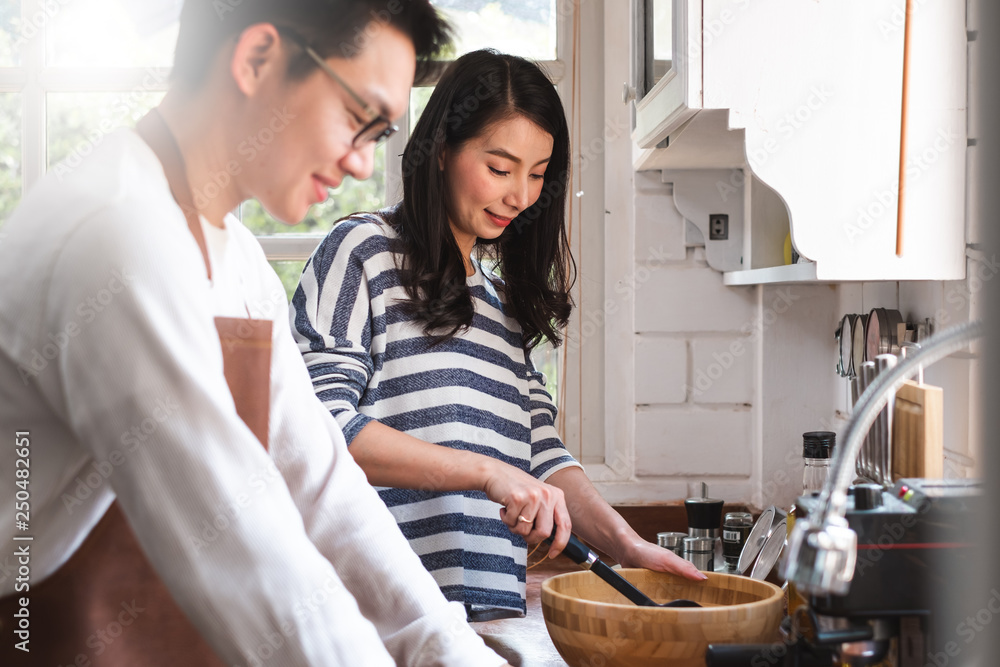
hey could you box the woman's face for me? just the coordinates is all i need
[241,25,416,224]
[440,115,554,251]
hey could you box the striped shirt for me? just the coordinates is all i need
[291,214,581,617]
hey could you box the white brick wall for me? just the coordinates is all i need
[634,336,687,404]
[690,337,754,404]
[635,264,757,333]
[629,249,759,489]
[622,231,981,508]
[634,407,753,477]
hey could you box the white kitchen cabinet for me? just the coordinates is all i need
[631,0,968,284]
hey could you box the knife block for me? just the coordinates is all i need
[892,380,944,478]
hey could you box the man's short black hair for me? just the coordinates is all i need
[172,0,451,88]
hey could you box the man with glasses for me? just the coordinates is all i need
[280,27,400,148]
[0,1,508,665]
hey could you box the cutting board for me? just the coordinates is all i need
[892,380,944,478]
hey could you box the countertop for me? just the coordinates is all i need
[471,504,751,666]
[474,556,576,667]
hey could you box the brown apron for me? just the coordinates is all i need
[0,109,272,666]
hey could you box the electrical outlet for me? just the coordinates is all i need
[709,214,729,240]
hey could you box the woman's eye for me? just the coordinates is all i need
[530,173,545,181]
[489,166,509,176]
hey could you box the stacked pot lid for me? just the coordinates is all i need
[737,506,788,581]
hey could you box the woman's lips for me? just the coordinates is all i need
[486,209,512,228]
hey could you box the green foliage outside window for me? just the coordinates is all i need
[0,94,20,227]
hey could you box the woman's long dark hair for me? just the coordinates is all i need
[387,49,575,351]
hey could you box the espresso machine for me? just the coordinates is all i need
[706,323,987,666]
[706,478,981,666]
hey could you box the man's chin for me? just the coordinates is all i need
[260,200,305,227]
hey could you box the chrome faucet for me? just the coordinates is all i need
[781,320,984,595]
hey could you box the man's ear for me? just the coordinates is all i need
[230,23,285,97]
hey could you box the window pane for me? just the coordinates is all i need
[47,91,165,169]
[409,87,435,129]
[653,0,672,62]
[531,340,560,404]
[0,93,21,226]
[433,0,557,61]
[269,260,308,302]
[241,142,386,235]
[0,1,20,66]
[46,0,179,68]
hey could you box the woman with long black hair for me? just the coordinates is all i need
[292,49,704,620]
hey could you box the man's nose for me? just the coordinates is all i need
[341,141,376,182]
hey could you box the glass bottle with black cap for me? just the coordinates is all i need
[803,431,836,494]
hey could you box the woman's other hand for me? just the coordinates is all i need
[482,461,572,559]
[617,539,708,581]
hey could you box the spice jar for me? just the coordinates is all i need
[656,531,687,556]
[722,512,753,572]
[683,536,715,572]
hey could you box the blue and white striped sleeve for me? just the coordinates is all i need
[525,351,583,481]
[290,219,382,443]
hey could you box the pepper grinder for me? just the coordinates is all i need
[684,483,724,569]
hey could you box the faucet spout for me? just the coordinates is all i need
[782,320,984,595]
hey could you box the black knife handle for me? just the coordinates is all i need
[545,531,658,607]
[556,532,595,566]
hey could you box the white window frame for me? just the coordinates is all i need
[2,2,178,197]
[3,0,607,465]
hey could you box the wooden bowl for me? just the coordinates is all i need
[541,570,783,667]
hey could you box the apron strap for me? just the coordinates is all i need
[136,109,213,282]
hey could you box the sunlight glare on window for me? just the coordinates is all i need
[47,92,165,169]
[46,0,179,68]
[409,87,435,130]
[432,0,557,61]
[0,1,21,66]
[0,94,22,226]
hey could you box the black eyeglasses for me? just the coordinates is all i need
[280,29,398,148]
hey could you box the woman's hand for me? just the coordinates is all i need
[616,538,707,581]
[481,460,572,559]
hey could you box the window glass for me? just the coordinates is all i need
[46,0,179,68]
[47,91,165,169]
[241,142,386,235]
[433,0,558,61]
[269,260,308,302]
[0,1,20,66]
[409,87,435,130]
[0,93,21,226]
[653,0,672,62]
[531,341,560,404]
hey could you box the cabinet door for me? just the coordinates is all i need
[633,0,703,148]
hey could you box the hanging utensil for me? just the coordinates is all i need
[837,314,860,378]
[875,353,898,485]
[853,311,869,367]
[859,361,878,481]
